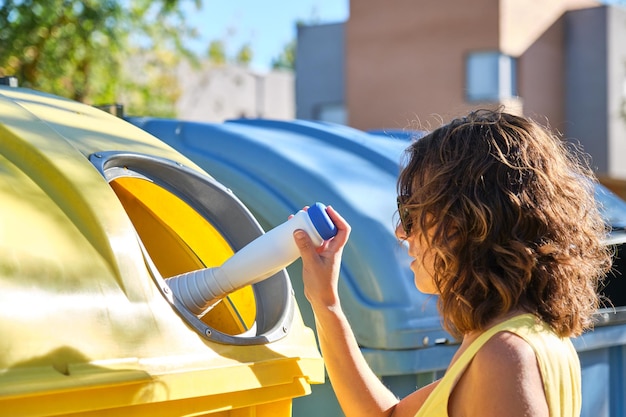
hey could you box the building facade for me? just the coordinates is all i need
[296,0,626,179]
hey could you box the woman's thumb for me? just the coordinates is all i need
[293,229,315,258]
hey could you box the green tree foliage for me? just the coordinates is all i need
[271,39,295,71]
[0,0,200,117]
[207,40,227,65]
[207,39,254,68]
[235,43,253,67]
[271,20,306,71]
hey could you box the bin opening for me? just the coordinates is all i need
[110,176,256,333]
[90,151,294,345]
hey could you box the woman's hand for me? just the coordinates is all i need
[293,205,351,310]
[293,206,406,417]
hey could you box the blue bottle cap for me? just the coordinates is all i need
[307,202,338,240]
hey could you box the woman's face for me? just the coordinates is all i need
[396,224,438,294]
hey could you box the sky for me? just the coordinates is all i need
[182,0,349,72]
[181,0,624,72]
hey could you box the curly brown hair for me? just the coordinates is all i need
[397,109,613,338]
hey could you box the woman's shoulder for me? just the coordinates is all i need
[474,330,539,375]
[448,322,550,416]
[466,314,550,396]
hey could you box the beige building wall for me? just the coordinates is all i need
[346,0,599,131]
[175,60,295,123]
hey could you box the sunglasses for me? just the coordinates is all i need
[397,196,413,235]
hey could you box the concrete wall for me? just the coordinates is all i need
[565,7,609,174]
[607,5,626,179]
[500,0,599,55]
[518,15,567,132]
[295,23,345,122]
[176,61,295,123]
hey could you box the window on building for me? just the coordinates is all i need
[466,52,517,102]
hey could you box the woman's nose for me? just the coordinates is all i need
[395,223,407,240]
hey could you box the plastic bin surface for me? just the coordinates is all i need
[0,87,324,417]
[129,117,448,351]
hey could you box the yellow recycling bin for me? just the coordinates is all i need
[0,86,324,416]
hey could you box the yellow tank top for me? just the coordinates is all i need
[415,314,581,417]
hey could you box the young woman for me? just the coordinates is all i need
[293,109,612,417]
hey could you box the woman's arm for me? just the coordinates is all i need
[293,206,434,417]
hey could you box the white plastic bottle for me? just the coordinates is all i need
[166,202,337,316]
